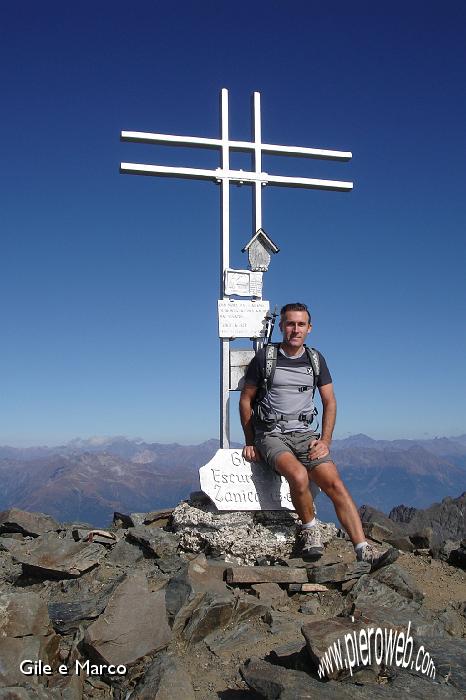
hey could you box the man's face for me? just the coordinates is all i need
[279,310,311,349]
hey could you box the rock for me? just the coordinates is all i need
[288,583,329,592]
[298,598,320,614]
[436,602,466,637]
[155,554,185,575]
[84,573,171,666]
[0,591,51,637]
[409,527,433,549]
[142,509,174,527]
[182,591,235,644]
[8,532,104,579]
[389,504,417,523]
[226,565,308,584]
[251,582,288,606]
[205,622,266,658]
[346,575,446,637]
[362,522,394,543]
[419,635,466,694]
[404,494,466,548]
[164,552,229,629]
[0,636,59,687]
[241,657,354,699]
[372,563,424,603]
[307,561,370,584]
[170,501,336,565]
[0,508,60,537]
[448,542,466,569]
[104,539,144,567]
[359,505,402,534]
[301,616,380,679]
[48,576,125,633]
[385,536,414,552]
[126,526,180,558]
[129,652,195,700]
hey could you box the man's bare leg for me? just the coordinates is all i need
[310,460,365,545]
[274,452,315,523]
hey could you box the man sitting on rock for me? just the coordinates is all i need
[239,302,398,570]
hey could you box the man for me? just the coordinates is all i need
[240,302,398,570]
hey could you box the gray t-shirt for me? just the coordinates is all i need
[244,345,332,434]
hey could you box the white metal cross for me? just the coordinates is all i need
[120,88,353,448]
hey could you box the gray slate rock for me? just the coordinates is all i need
[346,575,446,637]
[126,526,180,558]
[448,542,466,569]
[48,576,125,633]
[7,532,104,579]
[307,561,370,583]
[0,508,60,537]
[0,636,57,687]
[129,652,195,700]
[205,622,266,658]
[372,563,424,603]
[0,591,51,637]
[84,573,171,666]
[241,658,464,699]
[105,539,144,567]
[301,616,380,680]
[182,591,235,644]
[418,635,466,693]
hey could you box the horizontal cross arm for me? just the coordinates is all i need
[121,131,222,150]
[120,162,353,191]
[121,131,351,161]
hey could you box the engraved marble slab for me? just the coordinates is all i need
[199,449,292,510]
[218,300,269,338]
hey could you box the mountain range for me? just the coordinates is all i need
[0,434,465,526]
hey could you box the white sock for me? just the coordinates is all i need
[354,541,368,552]
[301,518,317,529]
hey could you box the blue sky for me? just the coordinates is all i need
[1,1,465,446]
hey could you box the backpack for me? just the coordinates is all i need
[253,343,320,429]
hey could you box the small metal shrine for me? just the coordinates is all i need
[242,228,280,272]
[120,89,353,447]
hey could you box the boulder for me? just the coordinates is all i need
[0,509,60,537]
[409,527,433,549]
[104,538,144,567]
[182,591,235,644]
[301,616,381,680]
[84,573,171,666]
[0,591,51,637]
[372,564,424,603]
[448,541,466,569]
[126,526,180,558]
[362,522,394,543]
[129,652,195,700]
[7,532,104,579]
[48,575,125,633]
[346,575,446,637]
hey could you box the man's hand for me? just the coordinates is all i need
[308,438,330,461]
[242,445,261,463]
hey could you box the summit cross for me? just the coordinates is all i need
[120,88,353,447]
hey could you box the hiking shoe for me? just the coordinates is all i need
[356,544,399,571]
[299,526,324,560]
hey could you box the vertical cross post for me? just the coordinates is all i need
[120,88,353,450]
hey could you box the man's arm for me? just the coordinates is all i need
[239,383,260,462]
[309,382,337,460]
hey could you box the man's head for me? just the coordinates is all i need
[279,303,312,354]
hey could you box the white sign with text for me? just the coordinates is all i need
[199,448,293,511]
[218,300,269,338]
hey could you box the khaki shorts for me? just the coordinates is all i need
[255,430,334,472]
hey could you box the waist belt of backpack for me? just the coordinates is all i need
[276,412,314,422]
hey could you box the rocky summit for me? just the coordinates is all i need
[0,495,464,699]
